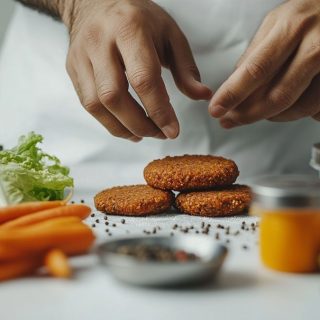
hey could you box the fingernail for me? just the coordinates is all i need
[161,123,179,139]
[220,118,236,129]
[210,104,227,118]
[128,136,142,143]
[154,132,167,140]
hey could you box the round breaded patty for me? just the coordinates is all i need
[94,184,174,216]
[144,155,239,191]
[175,185,251,217]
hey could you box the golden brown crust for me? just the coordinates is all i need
[94,184,174,216]
[144,155,239,191]
[175,185,252,217]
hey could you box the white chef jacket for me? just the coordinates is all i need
[0,0,318,180]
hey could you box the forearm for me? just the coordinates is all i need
[14,0,75,28]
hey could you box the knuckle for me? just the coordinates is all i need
[84,24,102,47]
[129,69,159,94]
[245,59,270,81]
[117,8,145,41]
[281,14,313,38]
[221,87,240,107]
[83,99,101,115]
[147,105,168,124]
[98,88,121,107]
[124,5,145,21]
[268,88,294,109]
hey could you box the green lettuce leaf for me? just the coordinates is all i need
[0,132,73,206]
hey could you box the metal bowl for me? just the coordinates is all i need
[97,235,228,287]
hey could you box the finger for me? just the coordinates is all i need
[209,23,301,118]
[236,10,277,67]
[67,54,141,142]
[168,27,212,100]
[269,74,320,122]
[89,45,166,139]
[220,33,320,127]
[117,31,179,139]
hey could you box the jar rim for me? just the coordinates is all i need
[250,174,320,209]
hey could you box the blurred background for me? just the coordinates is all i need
[0,0,14,49]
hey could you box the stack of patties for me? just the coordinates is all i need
[94,155,251,217]
[144,155,251,217]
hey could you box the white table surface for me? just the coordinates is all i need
[0,163,319,320]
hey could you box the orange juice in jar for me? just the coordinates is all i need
[251,175,320,273]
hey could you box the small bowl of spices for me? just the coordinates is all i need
[97,235,227,287]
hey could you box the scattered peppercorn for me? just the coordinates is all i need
[95,219,100,223]
[91,224,96,228]
[80,199,85,203]
[90,213,95,217]
[105,221,109,226]
[242,245,248,250]
[112,223,116,227]
[104,216,108,220]
[121,219,125,224]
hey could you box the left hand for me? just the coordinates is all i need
[209,0,320,129]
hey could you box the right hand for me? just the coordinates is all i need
[64,0,212,142]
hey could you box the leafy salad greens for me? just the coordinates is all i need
[0,132,74,206]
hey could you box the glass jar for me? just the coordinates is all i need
[250,175,320,273]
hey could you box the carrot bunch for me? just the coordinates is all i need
[0,200,95,281]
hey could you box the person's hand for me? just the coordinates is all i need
[209,0,320,129]
[64,0,212,141]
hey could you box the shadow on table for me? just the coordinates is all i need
[136,270,259,292]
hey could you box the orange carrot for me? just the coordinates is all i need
[45,249,72,278]
[0,257,41,281]
[0,204,91,229]
[0,200,66,224]
[0,221,95,260]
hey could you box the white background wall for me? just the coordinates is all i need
[0,0,15,48]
